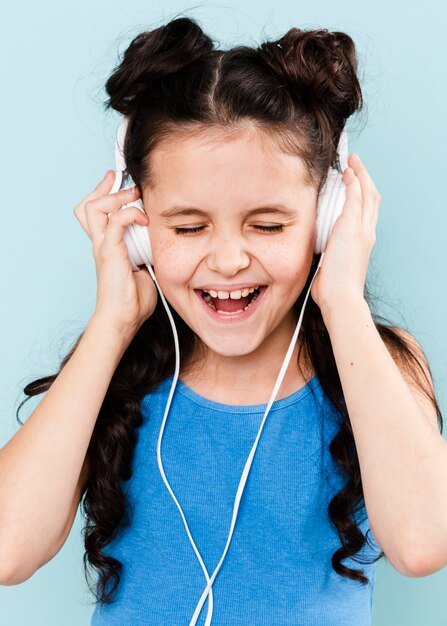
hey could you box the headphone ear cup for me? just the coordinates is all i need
[108,169,154,270]
[122,199,154,270]
[315,168,346,254]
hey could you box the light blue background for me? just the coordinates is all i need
[1,1,446,624]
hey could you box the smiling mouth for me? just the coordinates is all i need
[198,286,263,313]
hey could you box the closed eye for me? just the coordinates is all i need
[174,224,285,235]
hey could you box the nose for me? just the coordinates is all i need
[206,231,251,276]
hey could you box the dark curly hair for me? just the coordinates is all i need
[17,15,444,605]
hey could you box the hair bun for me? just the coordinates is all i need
[105,17,214,115]
[257,28,362,123]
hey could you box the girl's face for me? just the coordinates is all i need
[142,126,318,359]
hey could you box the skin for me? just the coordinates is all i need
[141,125,319,403]
[74,123,378,406]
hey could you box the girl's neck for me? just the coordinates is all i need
[180,317,315,406]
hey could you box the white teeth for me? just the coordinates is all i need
[203,285,260,299]
[217,309,244,314]
[202,289,264,314]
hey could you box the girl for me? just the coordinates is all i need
[2,15,446,626]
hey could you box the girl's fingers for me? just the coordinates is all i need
[348,154,381,228]
[83,186,141,242]
[342,165,363,222]
[100,206,149,252]
[73,171,141,239]
[73,171,115,232]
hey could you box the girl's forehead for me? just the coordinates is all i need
[147,126,311,194]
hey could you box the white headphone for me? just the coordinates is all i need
[108,117,348,625]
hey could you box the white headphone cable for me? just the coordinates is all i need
[188,254,324,625]
[143,253,324,626]
[143,262,215,623]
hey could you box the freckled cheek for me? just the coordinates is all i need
[151,237,200,288]
[264,247,311,305]
[261,242,307,277]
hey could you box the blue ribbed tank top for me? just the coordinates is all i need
[90,374,380,625]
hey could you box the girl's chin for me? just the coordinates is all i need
[194,333,264,358]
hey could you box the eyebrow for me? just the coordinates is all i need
[159,205,297,219]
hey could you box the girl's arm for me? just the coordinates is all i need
[321,295,447,578]
[0,172,156,586]
[0,172,157,586]
[0,315,133,585]
[312,153,447,578]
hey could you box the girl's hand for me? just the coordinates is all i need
[311,153,381,315]
[73,170,158,337]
